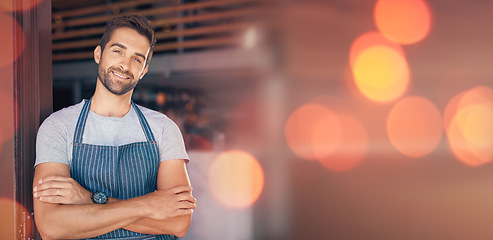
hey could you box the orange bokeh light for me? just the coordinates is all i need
[208,150,264,208]
[443,91,466,131]
[446,86,493,166]
[374,0,432,45]
[155,92,166,106]
[0,13,25,68]
[352,45,409,103]
[284,103,342,161]
[460,104,493,160]
[316,114,368,172]
[0,198,32,239]
[304,96,369,172]
[349,31,405,69]
[387,96,443,158]
[0,0,43,12]
[456,86,493,111]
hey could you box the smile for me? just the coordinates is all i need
[112,71,130,79]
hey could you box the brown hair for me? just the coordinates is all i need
[100,15,156,65]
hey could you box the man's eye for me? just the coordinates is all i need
[114,50,121,54]
[134,58,142,63]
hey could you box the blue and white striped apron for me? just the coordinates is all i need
[71,99,176,240]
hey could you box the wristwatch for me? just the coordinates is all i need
[91,191,109,204]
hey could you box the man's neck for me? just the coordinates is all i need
[90,82,133,118]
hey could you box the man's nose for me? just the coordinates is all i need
[118,57,131,70]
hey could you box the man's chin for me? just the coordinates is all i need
[109,85,136,96]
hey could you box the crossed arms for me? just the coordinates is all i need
[33,159,196,240]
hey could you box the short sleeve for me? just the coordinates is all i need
[35,116,70,167]
[158,119,189,163]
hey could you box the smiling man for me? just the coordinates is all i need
[33,15,196,240]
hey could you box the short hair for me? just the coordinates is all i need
[100,15,156,65]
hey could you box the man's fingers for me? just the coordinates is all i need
[39,175,70,184]
[35,181,71,191]
[178,194,196,203]
[178,201,196,210]
[170,185,193,194]
[34,187,63,198]
[175,208,194,217]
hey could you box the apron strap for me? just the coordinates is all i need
[132,101,156,142]
[73,98,91,144]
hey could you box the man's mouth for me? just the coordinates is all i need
[112,71,130,79]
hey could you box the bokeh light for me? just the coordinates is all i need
[448,108,492,166]
[316,114,368,172]
[0,0,43,12]
[461,104,493,159]
[0,13,25,68]
[374,0,432,45]
[302,96,369,172]
[156,92,166,106]
[446,86,493,166]
[387,96,443,158]
[349,31,405,69]
[208,150,264,208]
[443,91,466,131]
[0,198,32,239]
[352,45,409,103]
[456,86,493,112]
[284,103,342,161]
[243,27,258,49]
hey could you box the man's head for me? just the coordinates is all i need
[94,15,156,96]
[100,15,156,65]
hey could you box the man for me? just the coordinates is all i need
[33,15,196,240]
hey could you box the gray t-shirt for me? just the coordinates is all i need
[35,100,189,167]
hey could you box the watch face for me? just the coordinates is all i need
[92,191,108,204]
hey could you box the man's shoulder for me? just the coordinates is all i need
[134,104,177,128]
[43,100,85,126]
[37,100,85,140]
[135,104,169,120]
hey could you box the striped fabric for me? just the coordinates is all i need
[71,99,176,240]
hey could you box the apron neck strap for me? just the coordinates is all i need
[73,98,91,144]
[132,101,156,142]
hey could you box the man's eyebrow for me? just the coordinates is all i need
[110,43,127,49]
[110,43,146,60]
[134,52,146,60]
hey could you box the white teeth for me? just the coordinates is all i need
[112,71,129,79]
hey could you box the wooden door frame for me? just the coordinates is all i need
[12,0,52,238]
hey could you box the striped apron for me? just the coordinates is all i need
[71,99,176,240]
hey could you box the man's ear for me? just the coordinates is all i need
[94,45,102,64]
[139,64,149,80]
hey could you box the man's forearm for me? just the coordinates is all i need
[107,197,192,237]
[35,197,147,239]
[123,215,191,237]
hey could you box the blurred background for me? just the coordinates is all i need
[1,0,493,239]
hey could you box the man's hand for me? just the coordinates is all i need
[33,175,92,205]
[141,185,196,221]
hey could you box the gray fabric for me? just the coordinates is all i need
[35,100,189,167]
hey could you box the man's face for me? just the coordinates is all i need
[95,27,151,96]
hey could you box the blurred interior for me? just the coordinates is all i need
[0,0,492,239]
